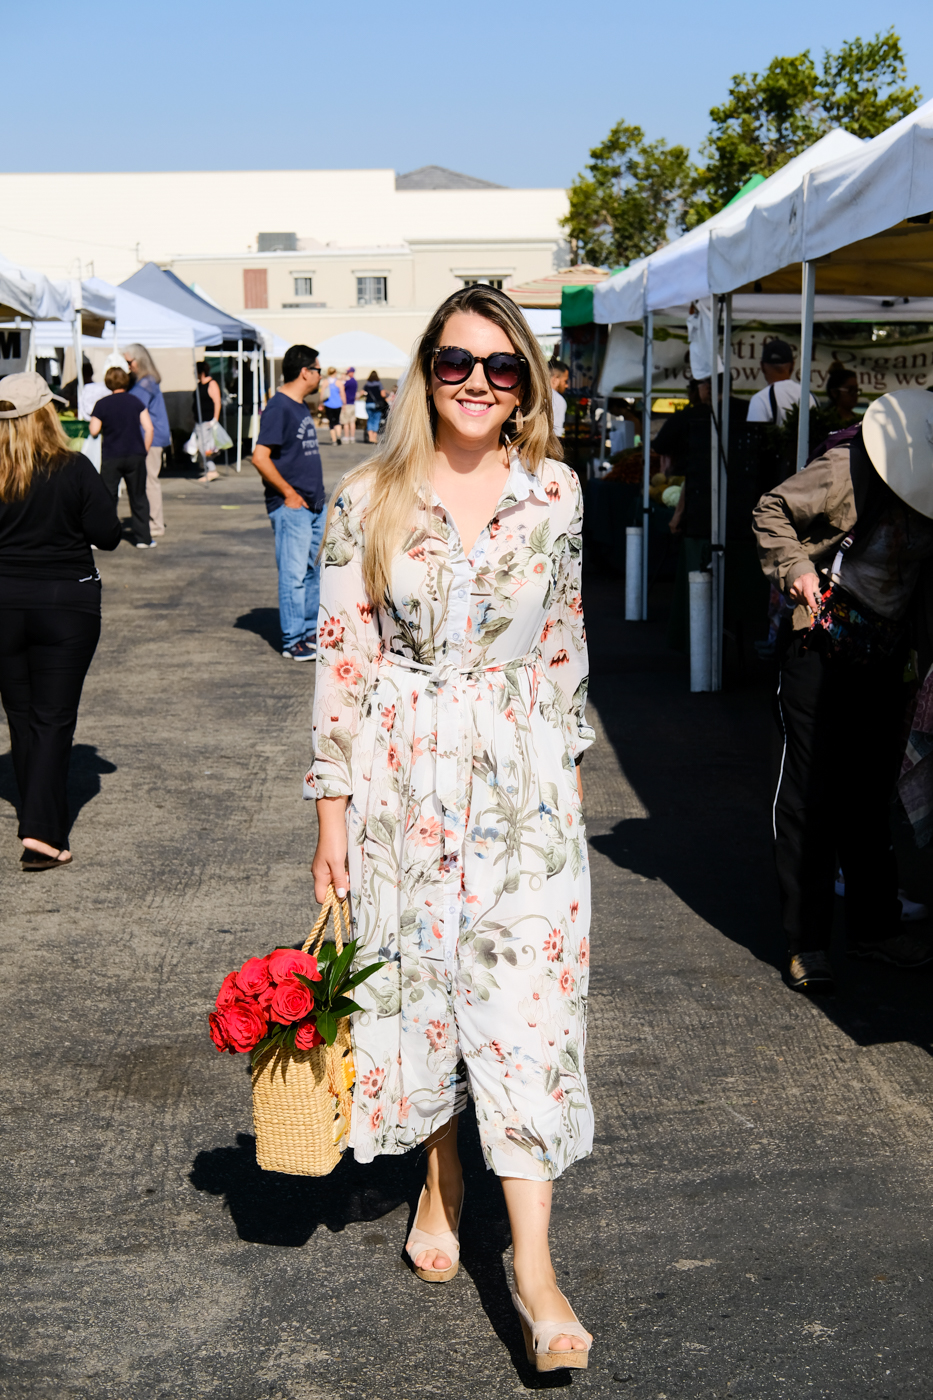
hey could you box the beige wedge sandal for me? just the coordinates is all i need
[512,1290,592,1372]
[405,1185,464,1282]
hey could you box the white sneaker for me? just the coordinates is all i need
[136,540,157,549]
[898,890,929,922]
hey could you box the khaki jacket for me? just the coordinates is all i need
[752,440,933,670]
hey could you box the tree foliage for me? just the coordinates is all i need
[563,28,922,264]
[563,122,697,268]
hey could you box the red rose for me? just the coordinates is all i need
[270,977,314,1025]
[209,1009,232,1052]
[258,982,276,1012]
[295,1021,324,1050]
[268,948,321,984]
[226,999,268,1052]
[215,971,238,1009]
[235,955,271,997]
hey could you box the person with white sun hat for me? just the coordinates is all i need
[753,389,933,993]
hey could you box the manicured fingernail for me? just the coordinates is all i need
[337,888,346,899]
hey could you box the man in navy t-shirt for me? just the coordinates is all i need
[252,345,325,660]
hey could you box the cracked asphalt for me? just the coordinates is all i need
[3,442,933,1399]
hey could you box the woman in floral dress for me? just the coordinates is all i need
[308,286,594,1368]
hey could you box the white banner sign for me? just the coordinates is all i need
[600,324,933,400]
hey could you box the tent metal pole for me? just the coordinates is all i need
[709,296,722,692]
[192,347,205,471]
[233,340,240,473]
[251,350,260,451]
[716,294,733,691]
[641,310,653,621]
[73,310,84,417]
[796,260,816,472]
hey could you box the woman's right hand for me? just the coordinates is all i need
[312,796,350,903]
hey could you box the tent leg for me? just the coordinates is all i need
[251,351,260,451]
[796,261,816,472]
[709,296,722,692]
[716,294,732,690]
[73,311,84,418]
[641,310,653,621]
[236,339,243,472]
[192,347,205,472]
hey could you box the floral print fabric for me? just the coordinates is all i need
[306,455,595,1180]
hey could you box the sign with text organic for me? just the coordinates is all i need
[601,325,933,400]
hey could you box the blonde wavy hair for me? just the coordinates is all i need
[0,402,73,503]
[334,285,561,604]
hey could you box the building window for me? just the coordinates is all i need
[243,268,268,309]
[293,276,313,297]
[462,277,504,290]
[357,276,387,306]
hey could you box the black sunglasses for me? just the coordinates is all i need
[432,345,527,392]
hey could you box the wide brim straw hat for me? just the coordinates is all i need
[0,371,66,419]
[863,389,933,519]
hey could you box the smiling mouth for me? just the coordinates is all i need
[457,400,492,415]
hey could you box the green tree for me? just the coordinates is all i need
[562,121,697,267]
[693,28,921,218]
[821,30,921,138]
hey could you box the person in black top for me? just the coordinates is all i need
[89,366,154,548]
[0,372,121,870]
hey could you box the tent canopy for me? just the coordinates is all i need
[120,263,259,344]
[709,98,933,296]
[32,278,222,351]
[594,129,863,324]
[0,253,115,327]
[313,331,410,370]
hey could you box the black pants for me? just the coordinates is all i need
[773,629,905,953]
[101,454,151,545]
[0,608,101,849]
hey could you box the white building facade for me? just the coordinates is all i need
[0,167,568,365]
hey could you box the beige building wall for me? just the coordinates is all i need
[170,237,561,366]
[0,170,568,287]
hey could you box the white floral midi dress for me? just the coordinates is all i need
[306,454,595,1181]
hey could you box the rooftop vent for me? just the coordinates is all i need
[257,232,297,252]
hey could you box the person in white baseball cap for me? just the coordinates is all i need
[0,371,121,871]
[753,389,933,992]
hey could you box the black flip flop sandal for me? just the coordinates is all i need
[21,850,73,872]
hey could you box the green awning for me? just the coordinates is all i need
[561,284,594,326]
[723,172,766,209]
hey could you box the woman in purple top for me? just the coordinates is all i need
[339,367,358,444]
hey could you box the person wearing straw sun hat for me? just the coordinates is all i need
[0,372,121,871]
[753,389,933,993]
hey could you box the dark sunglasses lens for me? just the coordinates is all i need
[435,348,472,382]
[485,354,522,390]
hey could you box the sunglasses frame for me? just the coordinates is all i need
[432,344,528,392]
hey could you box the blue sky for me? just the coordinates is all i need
[6,1,931,188]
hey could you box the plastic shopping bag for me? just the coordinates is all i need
[212,423,234,452]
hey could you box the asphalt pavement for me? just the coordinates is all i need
[3,442,933,1399]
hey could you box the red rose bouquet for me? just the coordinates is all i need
[209,936,381,1059]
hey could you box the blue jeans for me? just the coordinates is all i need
[269,503,326,650]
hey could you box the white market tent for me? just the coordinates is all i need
[0,253,114,325]
[314,330,411,371]
[31,279,223,353]
[589,112,933,689]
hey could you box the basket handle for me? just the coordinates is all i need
[302,883,351,958]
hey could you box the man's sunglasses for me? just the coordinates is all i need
[432,345,527,392]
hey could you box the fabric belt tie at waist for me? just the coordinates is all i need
[380,649,541,857]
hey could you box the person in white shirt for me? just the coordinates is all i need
[746,338,816,427]
[549,358,569,436]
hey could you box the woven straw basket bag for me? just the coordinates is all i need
[251,889,355,1176]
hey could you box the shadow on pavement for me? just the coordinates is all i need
[0,743,117,833]
[234,607,281,652]
[583,575,933,1054]
[189,1103,566,1385]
